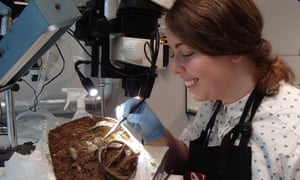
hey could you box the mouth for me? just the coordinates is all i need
[184,78,199,88]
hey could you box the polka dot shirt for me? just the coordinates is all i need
[179,82,300,180]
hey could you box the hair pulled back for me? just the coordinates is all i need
[165,0,294,96]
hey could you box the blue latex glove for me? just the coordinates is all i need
[116,98,164,141]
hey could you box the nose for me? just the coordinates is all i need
[171,57,185,74]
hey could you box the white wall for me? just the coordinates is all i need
[147,68,189,137]
[255,0,300,89]
[254,0,300,56]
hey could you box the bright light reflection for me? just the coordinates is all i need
[134,96,142,99]
[89,88,98,97]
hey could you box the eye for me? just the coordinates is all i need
[181,52,194,57]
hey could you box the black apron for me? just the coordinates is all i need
[185,86,264,180]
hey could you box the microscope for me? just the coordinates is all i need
[74,0,172,99]
[0,0,174,166]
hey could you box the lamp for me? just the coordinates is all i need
[74,60,98,97]
[80,76,99,97]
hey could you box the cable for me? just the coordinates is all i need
[67,29,92,57]
[74,60,91,80]
[21,78,38,111]
[31,43,65,111]
[144,29,160,68]
[101,30,161,79]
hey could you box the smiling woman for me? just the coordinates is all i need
[165,0,294,101]
[115,0,300,179]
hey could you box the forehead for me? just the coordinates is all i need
[166,30,187,49]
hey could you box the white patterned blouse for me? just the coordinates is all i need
[179,82,300,180]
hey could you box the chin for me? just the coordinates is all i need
[191,93,208,102]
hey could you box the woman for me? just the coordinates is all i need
[116,0,300,179]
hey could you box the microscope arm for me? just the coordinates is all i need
[0,0,81,88]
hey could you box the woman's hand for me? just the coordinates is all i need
[116,98,164,141]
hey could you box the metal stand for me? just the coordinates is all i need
[0,87,37,166]
[100,78,106,117]
[0,85,36,166]
[4,88,17,148]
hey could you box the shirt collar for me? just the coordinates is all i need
[222,92,251,125]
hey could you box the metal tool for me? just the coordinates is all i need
[103,98,146,139]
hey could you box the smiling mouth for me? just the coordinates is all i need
[184,78,199,88]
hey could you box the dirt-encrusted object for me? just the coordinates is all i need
[48,116,139,180]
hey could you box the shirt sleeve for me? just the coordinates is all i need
[250,83,300,179]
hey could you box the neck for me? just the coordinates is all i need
[221,60,257,104]
[222,80,256,104]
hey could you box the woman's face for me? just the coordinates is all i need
[167,30,237,102]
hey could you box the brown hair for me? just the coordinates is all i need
[165,0,294,96]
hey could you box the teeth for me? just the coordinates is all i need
[185,79,198,87]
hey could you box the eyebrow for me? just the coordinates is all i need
[175,42,185,49]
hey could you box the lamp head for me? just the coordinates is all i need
[80,77,98,97]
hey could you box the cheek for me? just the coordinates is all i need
[187,60,215,79]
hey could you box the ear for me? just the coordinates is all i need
[230,55,242,63]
